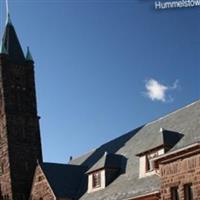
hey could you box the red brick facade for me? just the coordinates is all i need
[160,152,200,200]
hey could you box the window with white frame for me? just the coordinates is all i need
[138,147,164,178]
[92,171,101,188]
[145,151,159,172]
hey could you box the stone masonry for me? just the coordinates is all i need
[160,153,200,200]
[30,165,55,200]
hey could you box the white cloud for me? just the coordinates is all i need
[144,79,179,102]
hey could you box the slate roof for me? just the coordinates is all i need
[42,99,200,200]
[86,153,123,174]
[68,99,200,200]
[40,163,87,199]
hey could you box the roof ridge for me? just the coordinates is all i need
[42,162,67,166]
[70,149,96,162]
[146,99,200,127]
[43,162,84,166]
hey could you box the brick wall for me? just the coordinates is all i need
[160,153,200,200]
[30,165,55,200]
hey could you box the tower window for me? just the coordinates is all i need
[92,171,101,188]
[171,186,179,200]
[3,194,9,200]
[184,184,193,200]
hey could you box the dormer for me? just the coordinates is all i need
[86,152,122,193]
[136,128,183,178]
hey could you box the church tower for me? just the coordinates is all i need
[0,13,43,200]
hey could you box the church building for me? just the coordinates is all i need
[0,8,199,200]
[0,13,42,200]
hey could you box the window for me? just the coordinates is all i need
[145,151,158,172]
[146,154,151,171]
[184,184,193,200]
[3,194,9,200]
[171,187,179,200]
[92,171,101,188]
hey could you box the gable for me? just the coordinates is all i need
[40,163,87,199]
[30,165,56,200]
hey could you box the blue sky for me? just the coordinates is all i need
[1,0,199,163]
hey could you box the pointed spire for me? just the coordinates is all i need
[0,0,25,63]
[1,23,25,63]
[6,13,12,25]
[1,13,25,63]
[26,46,34,62]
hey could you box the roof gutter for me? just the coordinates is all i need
[136,144,164,156]
[125,191,160,200]
[151,141,200,162]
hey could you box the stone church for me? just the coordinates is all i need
[0,11,199,200]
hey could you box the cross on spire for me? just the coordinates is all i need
[6,0,9,18]
[5,0,12,25]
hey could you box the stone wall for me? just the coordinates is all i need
[0,54,43,200]
[30,165,55,200]
[160,153,200,200]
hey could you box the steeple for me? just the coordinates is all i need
[7,13,12,25]
[0,3,43,199]
[1,13,25,64]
